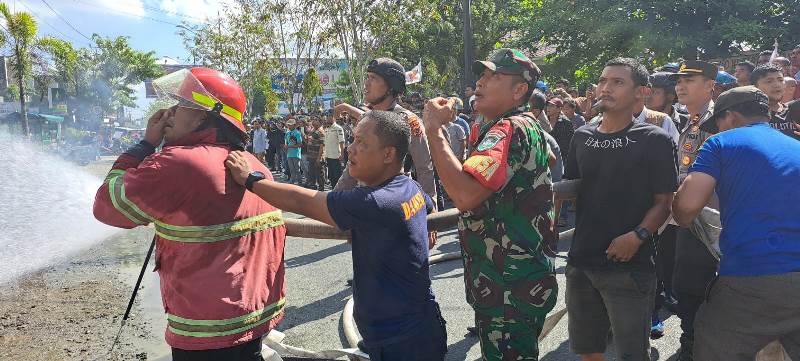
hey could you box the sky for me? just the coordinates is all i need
[8,0,233,118]
[12,0,226,62]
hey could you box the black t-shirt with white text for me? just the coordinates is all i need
[564,121,678,271]
[772,102,800,141]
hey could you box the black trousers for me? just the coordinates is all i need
[265,147,277,169]
[326,158,343,188]
[171,338,262,361]
[654,225,677,311]
[365,304,448,361]
[672,227,718,351]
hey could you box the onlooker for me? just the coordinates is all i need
[784,77,798,103]
[529,90,552,132]
[716,70,739,96]
[752,63,799,140]
[450,97,471,139]
[252,120,268,164]
[445,97,467,162]
[636,81,679,145]
[788,99,800,139]
[563,57,677,361]
[323,114,346,187]
[576,84,598,120]
[304,117,326,190]
[556,78,571,91]
[285,119,303,184]
[734,61,755,86]
[445,116,466,162]
[672,86,800,361]
[773,56,793,77]
[423,48,556,360]
[791,44,800,80]
[563,97,586,130]
[648,72,681,123]
[463,85,475,114]
[267,121,285,171]
[670,60,720,361]
[757,50,773,65]
[302,119,313,182]
[546,97,574,161]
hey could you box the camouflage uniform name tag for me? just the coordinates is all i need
[476,130,505,151]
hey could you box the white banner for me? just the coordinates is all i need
[405,61,422,84]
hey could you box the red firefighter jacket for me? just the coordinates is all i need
[93,128,286,350]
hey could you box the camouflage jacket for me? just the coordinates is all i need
[459,110,557,318]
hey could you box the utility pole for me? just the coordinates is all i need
[462,0,474,96]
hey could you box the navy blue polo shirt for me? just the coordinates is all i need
[327,175,437,347]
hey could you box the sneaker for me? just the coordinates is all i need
[650,314,664,339]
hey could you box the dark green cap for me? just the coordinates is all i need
[701,86,769,133]
[473,48,541,84]
[669,60,718,80]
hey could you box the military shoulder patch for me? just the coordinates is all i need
[476,130,506,152]
[406,114,423,137]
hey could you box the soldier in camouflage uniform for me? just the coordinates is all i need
[423,48,557,360]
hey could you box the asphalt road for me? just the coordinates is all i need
[274,209,685,361]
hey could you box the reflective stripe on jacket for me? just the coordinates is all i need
[94,128,286,350]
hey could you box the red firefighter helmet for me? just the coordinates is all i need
[152,67,247,133]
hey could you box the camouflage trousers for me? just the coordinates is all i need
[475,313,545,361]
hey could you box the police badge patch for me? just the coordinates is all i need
[476,131,505,152]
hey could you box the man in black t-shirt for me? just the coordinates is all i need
[753,63,800,141]
[563,58,678,360]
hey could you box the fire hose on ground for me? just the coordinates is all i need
[117,180,582,361]
[273,180,580,360]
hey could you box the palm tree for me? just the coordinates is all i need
[0,2,38,137]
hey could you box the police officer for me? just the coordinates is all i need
[423,48,557,360]
[669,60,721,361]
[333,58,436,204]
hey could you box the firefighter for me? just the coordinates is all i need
[93,68,286,361]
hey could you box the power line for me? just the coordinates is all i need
[71,0,185,27]
[39,0,93,42]
[16,1,92,46]
[140,1,208,23]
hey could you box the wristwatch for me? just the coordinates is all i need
[634,226,653,242]
[245,171,266,191]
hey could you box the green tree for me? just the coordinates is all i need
[301,68,323,110]
[91,35,162,115]
[5,83,19,101]
[512,0,800,89]
[179,0,285,116]
[0,2,38,136]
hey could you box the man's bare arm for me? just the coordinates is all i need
[672,172,716,227]
[226,151,336,226]
[641,193,674,233]
[334,103,365,120]
[250,181,336,227]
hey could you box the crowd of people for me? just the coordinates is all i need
[91,43,800,361]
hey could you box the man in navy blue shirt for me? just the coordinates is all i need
[673,86,800,360]
[226,110,447,361]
